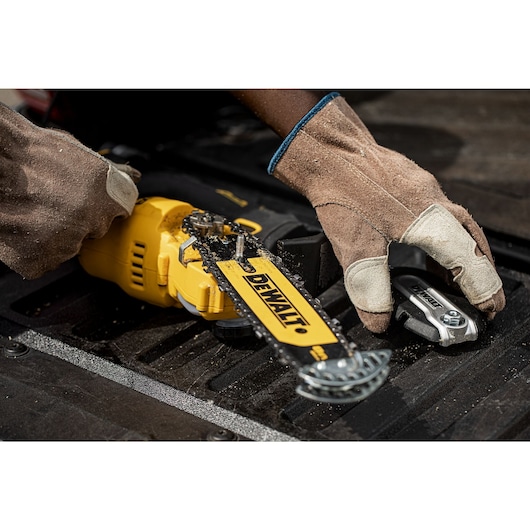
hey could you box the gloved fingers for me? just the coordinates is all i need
[344,255,394,333]
[442,203,506,317]
[444,202,495,262]
[45,130,140,218]
[49,128,142,203]
[47,127,140,216]
[401,203,505,319]
[0,105,140,279]
[315,203,394,333]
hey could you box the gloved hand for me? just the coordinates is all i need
[268,93,505,333]
[0,103,140,279]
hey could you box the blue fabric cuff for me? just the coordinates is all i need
[267,91,341,175]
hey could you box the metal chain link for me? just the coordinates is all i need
[182,211,391,404]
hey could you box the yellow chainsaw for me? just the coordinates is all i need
[79,196,391,403]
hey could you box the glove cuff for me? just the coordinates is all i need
[267,91,341,175]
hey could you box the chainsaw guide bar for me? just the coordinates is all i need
[182,210,392,404]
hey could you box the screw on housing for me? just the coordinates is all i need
[441,310,465,327]
[3,341,29,358]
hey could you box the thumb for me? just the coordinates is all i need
[315,203,394,333]
[344,254,393,333]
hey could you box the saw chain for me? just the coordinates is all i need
[181,210,391,404]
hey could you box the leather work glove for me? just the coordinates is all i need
[0,103,140,279]
[268,92,505,333]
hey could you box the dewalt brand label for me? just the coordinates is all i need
[409,283,444,309]
[217,257,338,348]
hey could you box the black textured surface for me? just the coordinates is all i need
[1,89,529,440]
[1,252,528,440]
[0,340,242,441]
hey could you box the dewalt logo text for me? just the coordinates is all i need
[244,273,308,331]
[410,284,444,309]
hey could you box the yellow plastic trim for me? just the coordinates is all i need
[217,257,338,348]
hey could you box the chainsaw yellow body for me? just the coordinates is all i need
[79,197,393,404]
[80,196,340,352]
[79,197,238,320]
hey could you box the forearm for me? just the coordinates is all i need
[230,89,327,138]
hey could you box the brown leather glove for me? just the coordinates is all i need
[268,93,505,333]
[0,103,140,279]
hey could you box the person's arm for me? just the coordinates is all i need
[232,90,505,333]
[230,90,326,138]
[0,102,139,279]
